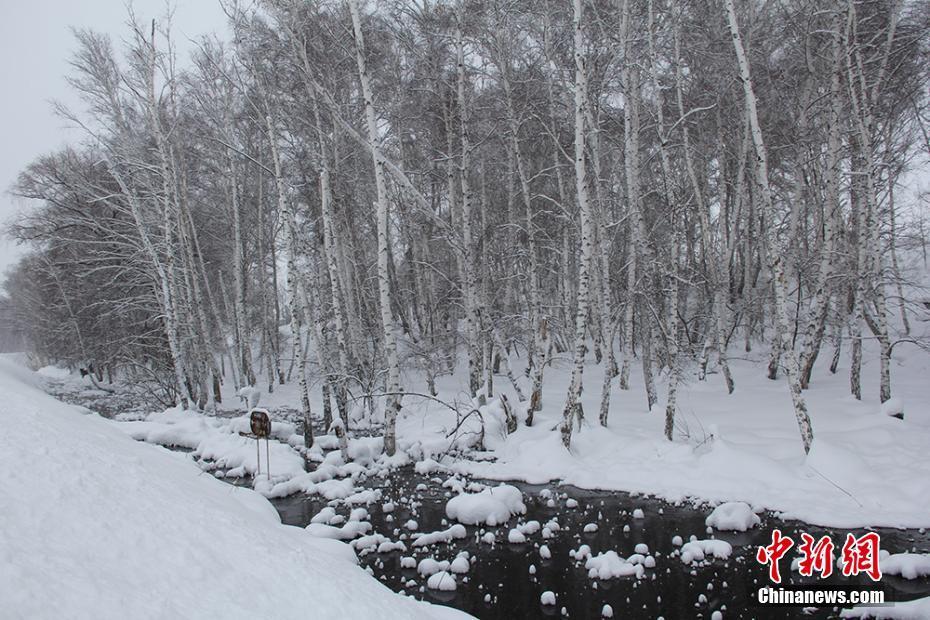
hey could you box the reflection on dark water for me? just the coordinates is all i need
[268,468,930,619]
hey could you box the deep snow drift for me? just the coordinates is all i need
[0,358,468,620]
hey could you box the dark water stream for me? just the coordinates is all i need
[267,468,930,620]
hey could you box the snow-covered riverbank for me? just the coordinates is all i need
[69,339,930,531]
[0,358,469,620]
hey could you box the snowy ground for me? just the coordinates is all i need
[442,348,930,530]
[10,348,930,618]
[0,357,469,620]
[393,339,930,529]
[103,336,930,530]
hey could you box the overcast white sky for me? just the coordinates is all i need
[0,0,229,277]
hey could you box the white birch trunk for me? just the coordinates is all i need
[456,17,481,396]
[349,0,403,456]
[266,114,313,445]
[560,0,596,448]
[725,0,814,453]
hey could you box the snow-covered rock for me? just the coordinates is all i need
[417,558,451,577]
[412,524,467,547]
[305,520,372,540]
[507,528,527,544]
[426,571,457,591]
[518,520,541,535]
[680,540,733,564]
[445,484,526,526]
[585,551,645,579]
[880,552,930,579]
[705,502,761,532]
[450,555,470,574]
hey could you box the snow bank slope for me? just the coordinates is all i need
[0,359,468,620]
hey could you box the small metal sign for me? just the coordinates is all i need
[250,409,271,438]
[239,408,272,479]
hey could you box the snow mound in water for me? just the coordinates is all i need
[705,501,761,531]
[584,551,646,579]
[305,520,372,540]
[680,539,733,564]
[417,558,450,577]
[427,571,457,591]
[445,484,526,526]
[412,524,467,547]
[507,528,526,543]
[880,551,930,579]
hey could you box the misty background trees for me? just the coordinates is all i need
[3,0,929,454]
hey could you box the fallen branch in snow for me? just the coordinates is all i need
[348,390,464,415]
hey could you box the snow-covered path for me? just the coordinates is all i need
[0,359,469,620]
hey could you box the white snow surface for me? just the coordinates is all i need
[584,550,647,579]
[0,359,468,620]
[840,596,930,619]
[69,335,930,530]
[433,346,930,529]
[444,484,526,526]
[880,552,930,579]
[705,501,761,532]
[427,571,457,591]
[119,406,306,480]
[680,539,734,564]
[412,524,467,547]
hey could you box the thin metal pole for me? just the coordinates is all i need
[256,439,261,476]
[265,438,271,480]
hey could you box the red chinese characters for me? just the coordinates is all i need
[756,530,883,583]
[797,533,834,578]
[840,532,882,581]
[756,529,794,583]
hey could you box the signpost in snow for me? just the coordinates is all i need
[238,408,272,480]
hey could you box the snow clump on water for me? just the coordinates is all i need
[705,501,761,532]
[445,484,526,526]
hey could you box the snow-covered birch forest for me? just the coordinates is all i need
[4,0,930,459]
[6,1,930,618]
